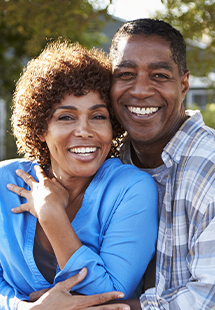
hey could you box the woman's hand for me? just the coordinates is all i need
[17,268,129,310]
[7,166,81,269]
[7,165,69,220]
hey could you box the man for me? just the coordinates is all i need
[108,18,215,309]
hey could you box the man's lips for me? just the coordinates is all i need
[69,146,97,156]
[127,106,159,116]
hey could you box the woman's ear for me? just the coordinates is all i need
[38,132,46,142]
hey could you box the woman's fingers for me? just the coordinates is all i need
[7,183,29,197]
[16,168,36,185]
[7,167,39,197]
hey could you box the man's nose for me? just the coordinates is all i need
[129,74,155,99]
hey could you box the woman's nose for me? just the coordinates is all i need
[74,119,93,138]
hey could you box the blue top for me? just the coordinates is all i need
[0,158,158,310]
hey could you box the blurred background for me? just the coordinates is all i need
[0,0,215,160]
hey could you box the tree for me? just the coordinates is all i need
[0,0,111,159]
[154,0,215,79]
[0,0,111,98]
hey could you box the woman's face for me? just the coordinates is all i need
[41,91,112,180]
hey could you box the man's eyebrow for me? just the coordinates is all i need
[114,60,137,69]
[149,62,173,71]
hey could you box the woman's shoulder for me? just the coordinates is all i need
[0,158,37,169]
[97,158,156,186]
[0,158,38,179]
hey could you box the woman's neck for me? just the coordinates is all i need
[48,165,93,222]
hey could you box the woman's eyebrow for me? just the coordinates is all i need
[54,105,77,113]
[89,104,108,111]
[54,104,108,113]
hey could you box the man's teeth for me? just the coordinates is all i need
[127,106,159,115]
[70,147,97,156]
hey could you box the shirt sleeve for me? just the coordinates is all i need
[55,172,158,299]
[0,263,29,310]
[140,201,215,310]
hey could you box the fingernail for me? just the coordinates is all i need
[16,169,21,176]
[7,184,12,189]
[118,293,125,298]
[123,307,130,310]
[79,267,87,274]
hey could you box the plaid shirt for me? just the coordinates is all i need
[121,111,215,309]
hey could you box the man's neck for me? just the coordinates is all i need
[130,142,164,169]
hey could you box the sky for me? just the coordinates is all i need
[107,0,165,21]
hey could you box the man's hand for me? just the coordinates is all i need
[18,268,130,310]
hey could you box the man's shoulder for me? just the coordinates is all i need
[165,110,215,162]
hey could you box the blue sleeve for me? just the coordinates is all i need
[56,173,158,298]
[0,264,28,310]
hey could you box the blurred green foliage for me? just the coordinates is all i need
[187,103,215,129]
[155,0,215,79]
[0,0,112,159]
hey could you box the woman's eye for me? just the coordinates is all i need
[58,115,75,121]
[93,115,107,120]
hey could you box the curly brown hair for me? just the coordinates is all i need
[12,40,124,166]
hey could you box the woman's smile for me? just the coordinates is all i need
[41,91,113,180]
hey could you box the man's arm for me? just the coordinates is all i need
[17,268,131,310]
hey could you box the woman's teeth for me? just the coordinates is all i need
[70,147,97,156]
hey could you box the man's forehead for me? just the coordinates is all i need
[112,35,173,69]
[112,37,129,68]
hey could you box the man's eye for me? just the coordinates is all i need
[117,72,134,79]
[153,73,169,79]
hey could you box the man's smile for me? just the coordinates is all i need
[127,106,159,116]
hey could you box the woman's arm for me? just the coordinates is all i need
[8,166,158,298]
[7,166,82,270]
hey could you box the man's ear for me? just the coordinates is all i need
[181,70,189,95]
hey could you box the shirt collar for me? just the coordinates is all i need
[120,110,204,168]
[162,110,204,167]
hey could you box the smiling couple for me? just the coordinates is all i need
[1,18,215,310]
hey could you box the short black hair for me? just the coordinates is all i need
[109,18,187,76]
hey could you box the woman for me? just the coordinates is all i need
[0,41,158,310]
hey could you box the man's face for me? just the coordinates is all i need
[110,34,189,149]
